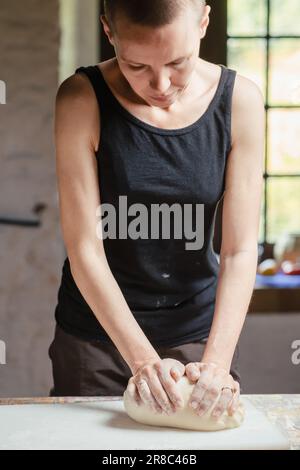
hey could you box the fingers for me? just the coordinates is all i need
[154,362,184,410]
[187,363,240,418]
[188,364,216,415]
[147,374,176,415]
[130,359,187,415]
[126,377,142,406]
[228,381,240,416]
[185,362,242,419]
[128,360,241,419]
[135,378,163,414]
[170,362,185,382]
[185,362,202,382]
[197,372,229,417]
[211,382,234,419]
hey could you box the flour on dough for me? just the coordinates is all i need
[123,375,245,431]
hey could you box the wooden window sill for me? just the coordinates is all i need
[249,285,300,313]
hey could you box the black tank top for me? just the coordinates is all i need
[54,62,237,348]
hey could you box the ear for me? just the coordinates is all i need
[199,5,211,39]
[100,14,115,46]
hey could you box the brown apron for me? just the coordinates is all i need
[48,323,241,397]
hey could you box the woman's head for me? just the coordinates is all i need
[101,0,211,107]
[103,0,207,32]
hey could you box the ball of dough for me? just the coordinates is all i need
[123,375,245,431]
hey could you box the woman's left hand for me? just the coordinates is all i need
[185,361,240,418]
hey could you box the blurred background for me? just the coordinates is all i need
[0,0,299,396]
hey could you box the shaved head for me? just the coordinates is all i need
[104,0,206,33]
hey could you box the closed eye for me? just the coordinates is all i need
[128,59,186,70]
[128,64,144,70]
[172,59,185,66]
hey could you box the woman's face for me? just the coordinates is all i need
[102,6,209,108]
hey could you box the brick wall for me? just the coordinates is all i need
[0,0,63,396]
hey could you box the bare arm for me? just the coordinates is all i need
[55,73,160,375]
[201,75,265,370]
[183,75,265,418]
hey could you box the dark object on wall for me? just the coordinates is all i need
[0,203,47,227]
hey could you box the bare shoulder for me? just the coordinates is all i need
[232,73,265,108]
[231,73,265,145]
[55,72,100,152]
[56,71,95,106]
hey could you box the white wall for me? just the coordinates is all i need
[0,0,100,397]
[59,0,100,83]
[0,0,62,397]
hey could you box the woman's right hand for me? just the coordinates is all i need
[125,358,186,415]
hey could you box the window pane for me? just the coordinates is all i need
[267,178,300,243]
[268,110,300,174]
[227,0,267,36]
[270,0,300,36]
[227,39,266,97]
[269,39,300,105]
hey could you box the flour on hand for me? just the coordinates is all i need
[123,375,245,431]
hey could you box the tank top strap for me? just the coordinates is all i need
[217,64,237,152]
[220,64,237,105]
[220,64,237,114]
[75,64,114,109]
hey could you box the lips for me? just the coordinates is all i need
[151,93,175,100]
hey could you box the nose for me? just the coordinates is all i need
[149,72,171,95]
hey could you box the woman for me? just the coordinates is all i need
[49,0,265,419]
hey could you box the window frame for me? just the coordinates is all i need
[227,0,300,247]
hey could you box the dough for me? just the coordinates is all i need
[123,375,245,431]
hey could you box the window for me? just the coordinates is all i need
[227,0,300,245]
